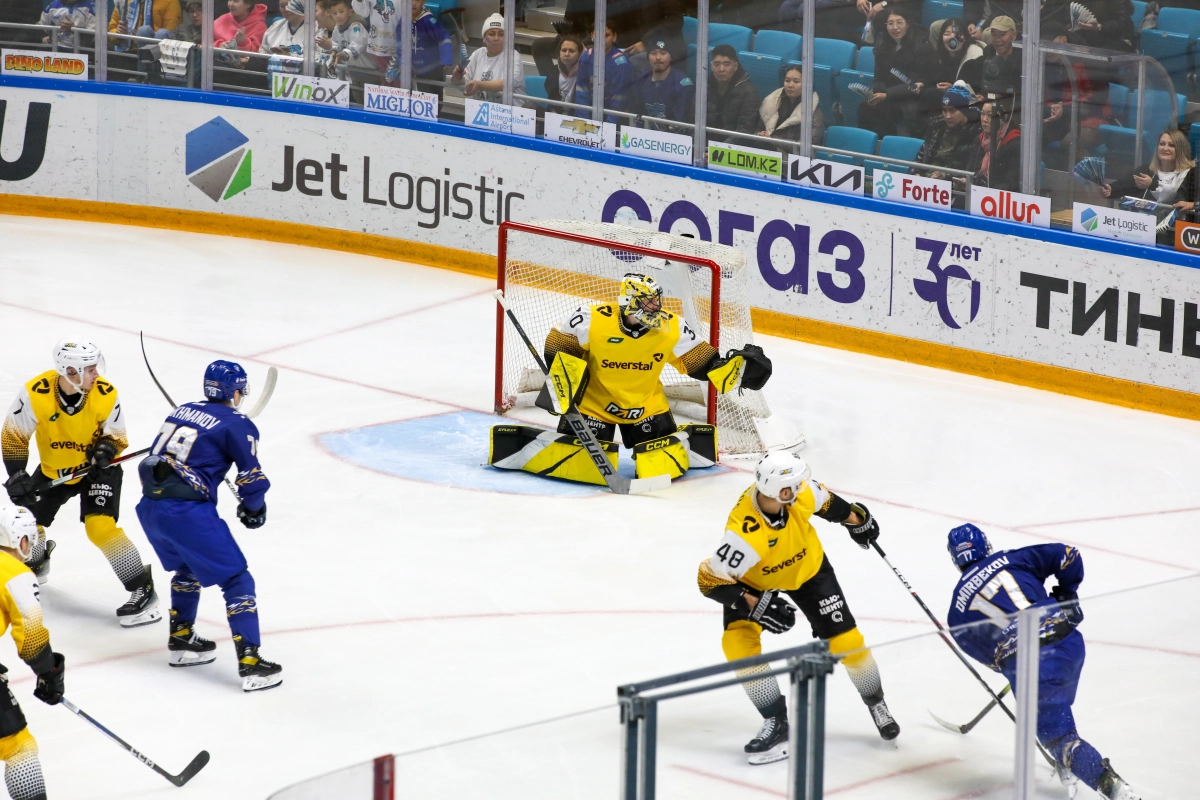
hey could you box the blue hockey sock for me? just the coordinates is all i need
[1048,734,1106,789]
[221,570,261,648]
[170,571,202,621]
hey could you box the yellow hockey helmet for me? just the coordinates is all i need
[617,274,666,328]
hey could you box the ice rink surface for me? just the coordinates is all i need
[0,214,1197,800]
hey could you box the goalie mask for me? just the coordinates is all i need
[52,337,105,393]
[0,506,38,562]
[755,451,811,505]
[618,274,666,328]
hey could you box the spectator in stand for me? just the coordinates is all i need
[546,34,583,107]
[0,0,44,44]
[531,0,592,79]
[40,0,95,50]
[929,18,985,96]
[316,0,372,80]
[577,20,633,119]
[1101,129,1197,243]
[977,16,1021,96]
[260,0,315,73]
[1041,22,1106,166]
[627,38,695,130]
[384,0,452,97]
[364,0,399,77]
[858,7,936,138]
[707,45,761,140]
[109,0,180,46]
[972,99,1021,190]
[758,63,824,147]
[452,13,526,107]
[214,0,268,61]
[961,0,1022,42]
[916,82,981,197]
[174,0,204,43]
[854,0,923,45]
[1078,0,1138,52]
[620,0,687,73]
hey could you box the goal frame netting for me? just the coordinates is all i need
[494,220,723,425]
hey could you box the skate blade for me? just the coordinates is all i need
[169,651,217,668]
[119,608,163,628]
[242,674,283,692]
[747,743,787,765]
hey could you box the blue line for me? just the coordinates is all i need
[2,74,1199,270]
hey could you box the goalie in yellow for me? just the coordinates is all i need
[697,451,899,764]
[489,274,773,484]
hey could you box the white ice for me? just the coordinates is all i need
[0,215,1196,800]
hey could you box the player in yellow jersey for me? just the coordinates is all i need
[490,274,773,484]
[0,505,66,800]
[697,451,899,764]
[2,339,159,627]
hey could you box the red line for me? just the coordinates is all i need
[1018,506,1200,528]
[826,757,958,795]
[670,765,785,797]
[246,289,493,358]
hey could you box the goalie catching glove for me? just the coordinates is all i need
[747,589,796,634]
[706,344,773,394]
[535,352,589,416]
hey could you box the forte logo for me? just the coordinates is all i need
[185,117,252,202]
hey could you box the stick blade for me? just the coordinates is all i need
[617,474,672,495]
[245,367,277,419]
[169,750,211,787]
[929,710,968,735]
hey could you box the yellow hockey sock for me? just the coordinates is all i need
[828,627,883,701]
[84,515,145,588]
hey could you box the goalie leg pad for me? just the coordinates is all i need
[632,434,689,480]
[678,424,718,467]
[489,425,618,486]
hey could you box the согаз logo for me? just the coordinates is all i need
[185,116,251,202]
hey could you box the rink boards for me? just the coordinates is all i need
[1,77,1198,419]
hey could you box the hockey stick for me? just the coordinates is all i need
[870,541,1055,765]
[492,290,670,495]
[62,697,209,787]
[930,684,1012,734]
[45,447,152,489]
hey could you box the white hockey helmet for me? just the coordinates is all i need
[52,337,105,390]
[755,451,811,504]
[0,506,38,562]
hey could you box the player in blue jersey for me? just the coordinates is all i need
[946,524,1141,800]
[134,361,282,693]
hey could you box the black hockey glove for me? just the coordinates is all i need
[844,503,879,549]
[1050,585,1084,627]
[3,472,38,509]
[747,589,797,634]
[86,437,119,469]
[237,502,267,529]
[34,653,65,706]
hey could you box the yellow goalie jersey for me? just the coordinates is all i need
[544,303,717,425]
[698,480,831,596]
[0,552,51,669]
[1,369,128,484]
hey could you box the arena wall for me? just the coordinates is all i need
[2,77,1199,420]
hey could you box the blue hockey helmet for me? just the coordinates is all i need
[947,524,992,570]
[203,360,250,403]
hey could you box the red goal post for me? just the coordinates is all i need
[494,220,784,455]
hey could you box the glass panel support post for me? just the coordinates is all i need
[501,0,515,105]
[788,652,833,800]
[1019,0,1043,195]
[303,0,315,76]
[201,0,214,91]
[592,0,607,121]
[692,0,709,166]
[95,0,108,82]
[399,0,414,89]
[798,0,815,159]
[1013,606,1044,800]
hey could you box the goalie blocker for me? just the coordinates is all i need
[488,275,773,485]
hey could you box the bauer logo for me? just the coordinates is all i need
[185,117,251,202]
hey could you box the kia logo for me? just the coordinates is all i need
[0,100,51,182]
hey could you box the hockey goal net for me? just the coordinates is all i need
[495,220,797,456]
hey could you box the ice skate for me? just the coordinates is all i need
[1098,760,1141,800]
[1055,760,1080,799]
[168,613,217,667]
[869,699,900,741]
[745,714,788,765]
[235,636,283,692]
[117,582,161,627]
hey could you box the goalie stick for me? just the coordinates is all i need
[492,290,670,495]
[870,541,1055,766]
[930,684,1012,734]
[62,697,210,787]
[139,332,278,499]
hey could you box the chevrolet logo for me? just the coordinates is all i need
[561,119,600,135]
